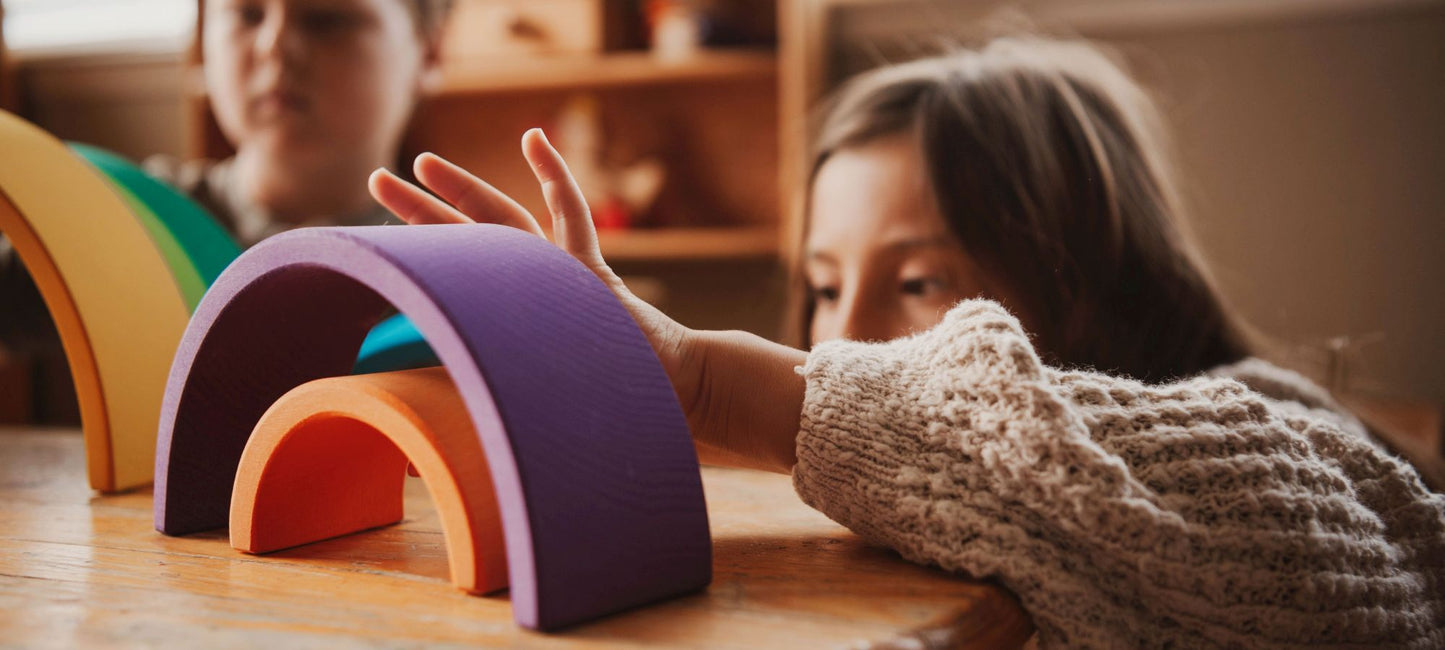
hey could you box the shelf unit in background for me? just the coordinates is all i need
[597,224,778,262]
[438,49,777,96]
[182,1,789,337]
[409,47,782,262]
[185,50,783,264]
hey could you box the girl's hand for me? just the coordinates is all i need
[368,129,805,473]
[369,129,695,408]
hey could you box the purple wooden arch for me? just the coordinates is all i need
[153,225,711,630]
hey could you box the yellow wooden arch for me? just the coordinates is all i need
[0,110,189,491]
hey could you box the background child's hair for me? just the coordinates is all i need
[406,0,454,41]
[794,37,1251,382]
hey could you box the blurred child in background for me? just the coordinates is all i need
[147,0,451,245]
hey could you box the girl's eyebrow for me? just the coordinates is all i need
[882,236,953,252]
[807,236,951,264]
[805,250,839,265]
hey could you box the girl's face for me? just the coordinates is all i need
[805,134,1009,344]
[204,0,430,168]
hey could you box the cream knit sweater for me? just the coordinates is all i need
[793,300,1444,648]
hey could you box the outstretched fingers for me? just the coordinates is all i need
[412,153,545,237]
[371,138,620,291]
[521,128,604,266]
[368,168,471,225]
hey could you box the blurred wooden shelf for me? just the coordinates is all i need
[436,49,777,96]
[596,225,779,261]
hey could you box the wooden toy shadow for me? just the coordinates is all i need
[154,225,711,630]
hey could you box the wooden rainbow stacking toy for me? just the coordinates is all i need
[153,224,713,630]
[0,109,440,491]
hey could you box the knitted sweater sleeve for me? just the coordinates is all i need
[792,300,1444,648]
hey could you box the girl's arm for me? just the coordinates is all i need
[368,130,805,473]
[792,298,1445,647]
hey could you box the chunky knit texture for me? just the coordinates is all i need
[793,300,1444,648]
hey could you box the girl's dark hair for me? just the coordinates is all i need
[797,38,1251,382]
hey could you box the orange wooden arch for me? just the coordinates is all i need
[230,366,508,595]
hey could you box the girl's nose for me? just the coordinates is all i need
[254,6,305,66]
[837,293,889,343]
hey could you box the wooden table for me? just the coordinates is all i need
[0,428,1031,648]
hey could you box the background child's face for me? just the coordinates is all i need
[805,134,1001,344]
[204,0,431,169]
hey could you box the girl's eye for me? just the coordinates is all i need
[810,285,840,303]
[301,9,361,35]
[236,4,265,27]
[900,277,943,296]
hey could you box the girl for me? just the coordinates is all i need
[368,38,1443,648]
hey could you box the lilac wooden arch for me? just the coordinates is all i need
[153,225,711,630]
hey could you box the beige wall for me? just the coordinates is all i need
[1117,7,1445,402]
[829,0,1445,402]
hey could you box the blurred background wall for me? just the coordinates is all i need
[5,0,1443,410]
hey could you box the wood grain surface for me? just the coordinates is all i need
[1,428,1033,649]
